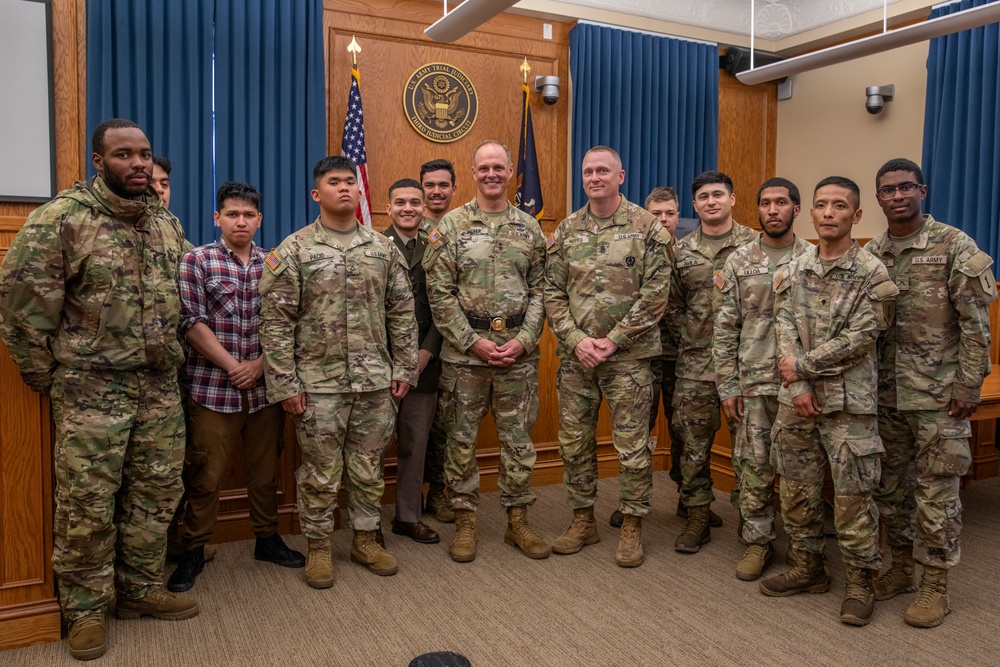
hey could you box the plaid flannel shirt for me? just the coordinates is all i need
[179,240,271,413]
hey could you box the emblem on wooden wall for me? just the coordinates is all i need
[403,63,479,143]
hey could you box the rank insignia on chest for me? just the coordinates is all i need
[625,256,636,267]
[428,228,443,245]
[713,272,727,290]
[265,250,282,272]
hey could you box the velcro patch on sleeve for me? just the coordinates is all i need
[961,250,993,277]
[265,250,286,274]
[867,279,900,301]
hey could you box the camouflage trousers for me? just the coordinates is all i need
[733,394,779,545]
[50,367,185,622]
[772,406,883,570]
[557,358,654,516]
[874,407,971,569]
[649,359,681,486]
[292,390,396,537]
[422,390,450,487]
[441,360,539,511]
[671,378,740,507]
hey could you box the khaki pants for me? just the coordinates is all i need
[181,397,285,548]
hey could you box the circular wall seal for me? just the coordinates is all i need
[403,63,479,143]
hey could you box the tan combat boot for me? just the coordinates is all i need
[68,612,106,661]
[874,545,917,600]
[426,483,455,523]
[504,506,551,559]
[736,543,774,581]
[759,549,830,596]
[905,566,951,628]
[450,509,478,562]
[552,507,600,555]
[674,504,711,553]
[840,566,876,626]
[350,530,399,576]
[115,589,199,620]
[304,537,334,589]
[615,515,644,567]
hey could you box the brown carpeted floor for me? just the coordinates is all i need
[4,472,999,667]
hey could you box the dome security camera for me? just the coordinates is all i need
[865,84,895,115]
[534,76,561,105]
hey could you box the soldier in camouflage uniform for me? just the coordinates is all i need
[545,147,674,567]
[422,141,549,563]
[0,119,198,661]
[419,158,458,523]
[713,177,812,581]
[259,156,418,588]
[760,176,899,628]
[665,171,757,553]
[866,158,995,628]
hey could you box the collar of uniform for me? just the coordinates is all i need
[804,240,861,275]
[468,197,515,226]
[753,234,809,266]
[910,215,934,250]
[90,174,154,225]
[689,220,754,257]
[310,217,374,250]
[584,195,630,230]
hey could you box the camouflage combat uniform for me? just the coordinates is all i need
[666,222,758,508]
[713,236,812,544]
[0,177,187,622]
[867,216,995,569]
[422,198,546,511]
[259,221,417,537]
[773,242,898,570]
[421,215,449,491]
[544,197,674,516]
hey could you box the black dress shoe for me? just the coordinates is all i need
[254,534,306,568]
[391,519,441,544]
[167,547,205,592]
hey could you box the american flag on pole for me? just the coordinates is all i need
[341,65,373,226]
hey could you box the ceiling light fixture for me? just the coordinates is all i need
[737,0,1000,85]
[425,0,520,43]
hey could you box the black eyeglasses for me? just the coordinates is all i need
[876,182,922,200]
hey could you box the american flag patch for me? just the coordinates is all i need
[545,233,555,249]
[428,228,443,244]
[713,272,727,290]
[265,250,282,271]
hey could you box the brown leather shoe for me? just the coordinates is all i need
[391,519,441,544]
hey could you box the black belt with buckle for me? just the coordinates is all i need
[466,313,526,332]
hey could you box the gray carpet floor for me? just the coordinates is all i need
[4,471,999,666]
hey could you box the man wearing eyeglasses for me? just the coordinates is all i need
[866,158,996,628]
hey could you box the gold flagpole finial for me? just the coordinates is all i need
[520,57,531,85]
[347,36,361,67]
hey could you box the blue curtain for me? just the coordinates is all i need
[87,0,326,248]
[86,0,215,244]
[214,0,326,250]
[569,23,718,215]
[922,0,1000,261]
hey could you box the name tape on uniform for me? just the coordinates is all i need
[912,256,947,265]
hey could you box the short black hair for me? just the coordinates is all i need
[92,118,141,156]
[757,177,800,206]
[152,155,172,174]
[876,158,924,187]
[389,178,423,200]
[420,159,455,185]
[814,176,861,207]
[313,155,357,182]
[645,186,678,209]
[216,181,261,212]
[691,171,734,196]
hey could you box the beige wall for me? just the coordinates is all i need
[776,42,928,240]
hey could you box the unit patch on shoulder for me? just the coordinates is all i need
[265,250,283,272]
[713,272,727,290]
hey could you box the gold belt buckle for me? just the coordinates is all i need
[490,316,506,331]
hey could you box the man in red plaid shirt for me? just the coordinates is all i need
[169,182,305,592]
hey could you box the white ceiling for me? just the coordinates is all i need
[546,0,906,39]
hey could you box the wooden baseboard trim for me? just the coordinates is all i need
[0,600,61,651]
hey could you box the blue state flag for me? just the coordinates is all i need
[515,82,544,220]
